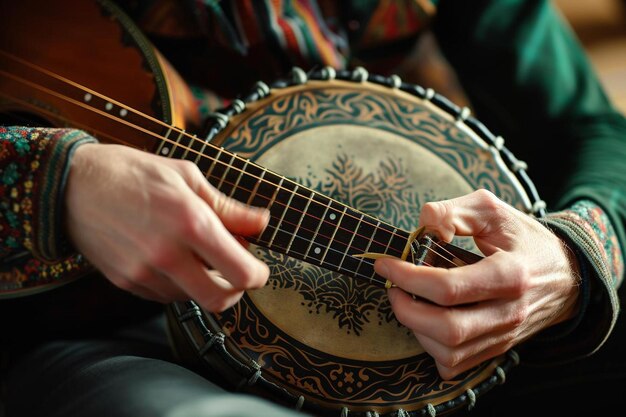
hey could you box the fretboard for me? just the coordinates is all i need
[159,131,413,287]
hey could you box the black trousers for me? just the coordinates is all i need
[3,312,306,417]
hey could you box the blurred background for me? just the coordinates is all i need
[555,0,626,112]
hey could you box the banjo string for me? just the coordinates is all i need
[1,57,469,284]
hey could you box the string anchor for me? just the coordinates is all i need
[353,226,426,288]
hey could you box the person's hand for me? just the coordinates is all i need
[374,189,581,380]
[64,143,270,312]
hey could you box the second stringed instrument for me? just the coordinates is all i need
[0,1,547,416]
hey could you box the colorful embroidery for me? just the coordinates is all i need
[0,254,88,296]
[547,200,624,289]
[1,126,95,295]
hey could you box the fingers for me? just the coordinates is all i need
[178,158,270,237]
[388,288,526,380]
[170,163,270,290]
[68,148,270,312]
[387,288,526,346]
[418,189,518,254]
[200,182,270,237]
[376,253,529,305]
[151,245,248,312]
[102,270,182,304]
[371,189,581,381]
[182,201,269,291]
[416,332,513,380]
[153,161,270,291]
[100,242,248,312]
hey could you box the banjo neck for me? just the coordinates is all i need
[0,46,481,290]
[157,128,483,286]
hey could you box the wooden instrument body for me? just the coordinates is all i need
[0,0,198,146]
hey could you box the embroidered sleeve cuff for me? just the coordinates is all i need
[1,127,97,297]
[521,200,623,364]
[32,129,97,262]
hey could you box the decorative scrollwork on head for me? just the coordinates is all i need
[258,153,452,335]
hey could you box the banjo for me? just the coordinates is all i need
[0,1,546,416]
[164,69,545,417]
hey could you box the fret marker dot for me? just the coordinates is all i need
[161,147,170,155]
[84,93,92,102]
[329,213,337,220]
[314,247,321,255]
[105,102,113,111]
[119,109,128,117]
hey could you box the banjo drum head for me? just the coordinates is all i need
[168,72,537,416]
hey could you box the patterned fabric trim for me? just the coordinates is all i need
[0,253,90,298]
[37,129,97,261]
[1,126,96,296]
[547,200,623,289]
[527,199,623,363]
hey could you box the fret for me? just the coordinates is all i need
[305,198,340,266]
[377,227,398,253]
[250,169,281,209]
[168,129,187,159]
[354,219,379,277]
[351,220,396,282]
[170,130,213,167]
[205,147,224,183]
[155,127,173,157]
[351,216,378,252]
[304,196,332,262]
[257,176,286,244]
[268,185,299,248]
[190,135,209,165]
[324,207,361,274]
[388,228,411,260]
[180,132,193,160]
[258,178,295,248]
[215,154,246,197]
[266,176,284,211]
[368,225,397,283]
[196,145,220,176]
[286,191,315,253]
[215,154,236,192]
[228,159,249,199]
[338,213,363,272]
[271,190,320,261]
[246,168,267,206]
[230,162,263,205]
[321,206,347,266]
